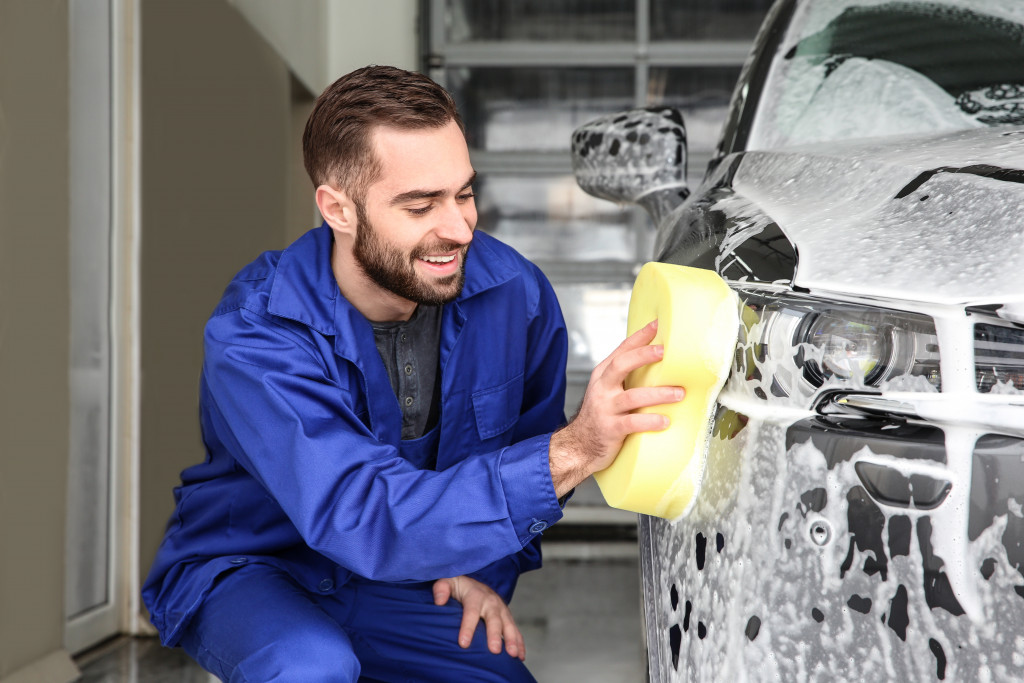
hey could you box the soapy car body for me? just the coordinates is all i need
[572,0,1024,680]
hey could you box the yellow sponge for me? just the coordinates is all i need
[595,262,739,519]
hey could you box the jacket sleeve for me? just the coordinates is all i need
[513,260,569,443]
[467,261,569,597]
[202,305,565,584]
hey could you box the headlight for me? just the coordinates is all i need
[797,312,890,385]
[735,288,941,404]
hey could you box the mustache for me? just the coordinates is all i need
[410,240,469,260]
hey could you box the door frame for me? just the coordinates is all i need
[65,0,142,654]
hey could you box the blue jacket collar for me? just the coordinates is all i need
[266,224,518,350]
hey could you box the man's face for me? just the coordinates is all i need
[352,121,477,306]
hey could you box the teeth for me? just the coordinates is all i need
[421,255,455,264]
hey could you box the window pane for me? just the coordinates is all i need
[476,173,640,262]
[68,0,113,623]
[650,0,773,41]
[554,282,632,373]
[448,67,635,151]
[445,0,636,42]
[647,66,741,157]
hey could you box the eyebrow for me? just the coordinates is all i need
[389,172,477,206]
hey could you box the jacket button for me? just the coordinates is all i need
[404,396,414,406]
[404,364,413,375]
[529,520,548,534]
[319,579,334,592]
[230,557,248,565]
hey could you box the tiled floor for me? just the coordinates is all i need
[515,556,647,682]
[75,555,647,682]
[76,638,214,683]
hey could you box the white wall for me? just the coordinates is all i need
[327,0,419,80]
[0,0,78,680]
[229,0,419,95]
[226,0,328,93]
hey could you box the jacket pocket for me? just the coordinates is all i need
[471,374,524,441]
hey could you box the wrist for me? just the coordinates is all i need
[548,425,589,498]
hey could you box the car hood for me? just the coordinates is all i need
[730,125,1024,306]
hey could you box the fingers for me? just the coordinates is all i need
[619,410,671,435]
[612,319,660,356]
[590,320,658,379]
[603,343,665,384]
[504,613,526,660]
[481,609,504,655]
[459,599,481,650]
[594,320,662,378]
[432,578,453,606]
[480,600,523,658]
[549,320,687,491]
[442,575,524,659]
[615,385,684,414]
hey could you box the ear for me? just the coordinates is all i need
[315,184,358,237]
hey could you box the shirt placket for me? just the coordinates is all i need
[396,331,419,440]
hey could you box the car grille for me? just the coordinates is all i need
[974,322,1024,393]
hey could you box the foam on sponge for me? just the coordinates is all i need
[595,262,739,520]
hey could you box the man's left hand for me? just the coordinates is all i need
[432,575,526,660]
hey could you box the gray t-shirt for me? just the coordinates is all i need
[370,304,443,440]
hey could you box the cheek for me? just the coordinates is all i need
[376,215,418,252]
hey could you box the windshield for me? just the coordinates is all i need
[748,0,1024,149]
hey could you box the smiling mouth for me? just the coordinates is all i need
[420,254,456,264]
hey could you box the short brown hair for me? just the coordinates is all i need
[302,65,464,201]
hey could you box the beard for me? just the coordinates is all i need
[352,203,470,306]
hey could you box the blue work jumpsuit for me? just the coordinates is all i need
[142,225,569,681]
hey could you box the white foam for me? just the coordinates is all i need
[649,296,1024,680]
[731,137,1024,305]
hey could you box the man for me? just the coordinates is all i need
[143,65,680,682]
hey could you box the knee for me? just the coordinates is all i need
[181,564,362,682]
[234,628,360,683]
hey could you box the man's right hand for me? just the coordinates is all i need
[548,319,684,498]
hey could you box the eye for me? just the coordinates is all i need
[406,205,433,216]
[457,191,475,202]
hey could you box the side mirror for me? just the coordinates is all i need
[571,106,690,228]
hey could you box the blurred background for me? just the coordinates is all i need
[0,0,771,680]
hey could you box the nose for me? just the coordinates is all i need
[435,199,476,245]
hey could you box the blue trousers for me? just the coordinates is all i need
[178,564,537,682]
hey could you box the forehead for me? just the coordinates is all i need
[367,121,473,197]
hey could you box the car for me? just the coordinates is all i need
[570,0,1024,680]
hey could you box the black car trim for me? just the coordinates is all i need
[895,164,1024,198]
[718,0,798,156]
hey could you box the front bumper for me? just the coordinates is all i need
[641,399,1024,682]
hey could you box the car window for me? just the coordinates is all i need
[748,0,1024,149]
